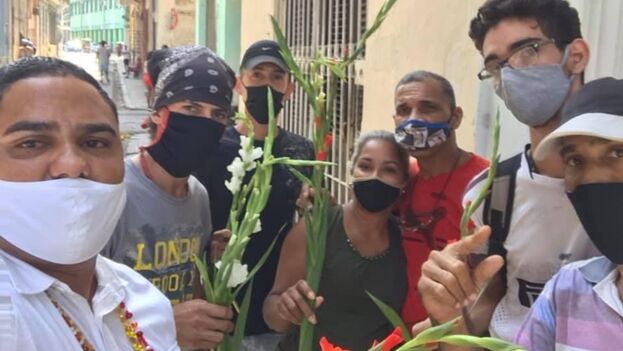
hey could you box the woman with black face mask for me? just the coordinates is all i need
[101,46,237,350]
[263,130,409,351]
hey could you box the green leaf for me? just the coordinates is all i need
[233,227,282,298]
[270,16,320,116]
[366,291,410,340]
[192,254,214,302]
[285,165,314,187]
[439,335,525,351]
[460,110,501,237]
[399,318,460,349]
[228,279,254,350]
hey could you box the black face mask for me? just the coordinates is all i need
[245,85,284,124]
[353,178,402,213]
[567,183,623,264]
[146,111,225,177]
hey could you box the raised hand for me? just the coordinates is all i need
[417,226,504,324]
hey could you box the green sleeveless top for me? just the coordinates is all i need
[277,205,407,351]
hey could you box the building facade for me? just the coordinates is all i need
[1,0,64,62]
[69,0,125,46]
[234,0,623,203]
[0,0,11,64]
[155,0,196,49]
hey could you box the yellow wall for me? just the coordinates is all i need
[361,0,485,152]
[156,0,197,48]
[239,0,277,58]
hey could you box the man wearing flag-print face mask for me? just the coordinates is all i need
[392,70,489,329]
[0,58,179,350]
[102,46,236,350]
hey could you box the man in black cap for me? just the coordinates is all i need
[516,77,623,350]
[196,40,314,351]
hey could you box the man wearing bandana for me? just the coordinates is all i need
[196,40,314,351]
[392,70,489,328]
[102,46,235,350]
[516,78,623,350]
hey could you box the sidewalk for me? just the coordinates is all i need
[111,57,149,111]
[110,58,151,156]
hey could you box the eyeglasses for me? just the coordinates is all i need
[477,39,556,81]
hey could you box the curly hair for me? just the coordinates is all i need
[469,0,582,52]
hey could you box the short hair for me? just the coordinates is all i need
[0,57,118,120]
[396,70,456,111]
[146,48,173,85]
[469,0,582,52]
[351,130,410,181]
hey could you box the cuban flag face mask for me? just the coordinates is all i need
[394,119,452,151]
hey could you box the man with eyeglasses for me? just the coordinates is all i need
[416,0,600,346]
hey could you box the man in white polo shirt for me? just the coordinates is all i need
[0,57,179,351]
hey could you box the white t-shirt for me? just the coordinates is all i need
[0,251,180,351]
[463,149,601,341]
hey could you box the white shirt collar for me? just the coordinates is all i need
[0,249,54,294]
[578,256,617,284]
[577,256,623,317]
[0,250,127,314]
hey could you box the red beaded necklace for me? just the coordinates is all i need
[46,291,153,351]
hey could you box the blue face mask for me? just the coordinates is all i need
[394,119,452,151]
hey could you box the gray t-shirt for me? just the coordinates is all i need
[103,158,212,304]
[97,46,111,65]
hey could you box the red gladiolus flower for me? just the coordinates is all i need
[314,116,321,129]
[323,133,333,149]
[372,327,404,351]
[319,337,351,351]
[316,150,326,161]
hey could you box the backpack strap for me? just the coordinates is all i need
[483,152,522,258]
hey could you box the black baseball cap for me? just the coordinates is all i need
[534,77,623,160]
[240,40,288,72]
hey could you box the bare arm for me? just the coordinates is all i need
[263,219,323,332]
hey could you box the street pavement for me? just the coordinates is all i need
[60,51,151,156]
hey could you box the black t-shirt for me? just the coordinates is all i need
[196,125,314,335]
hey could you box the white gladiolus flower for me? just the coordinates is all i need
[227,157,245,179]
[239,147,263,171]
[253,219,262,233]
[225,176,242,194]
[240,135,252,150]
[215,260,249,288]
[238,135,263,171]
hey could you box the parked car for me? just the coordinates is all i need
[63,40,82,52]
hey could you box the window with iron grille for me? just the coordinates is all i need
[279,0,367,205]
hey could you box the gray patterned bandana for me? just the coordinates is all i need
[152,46,235,112]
